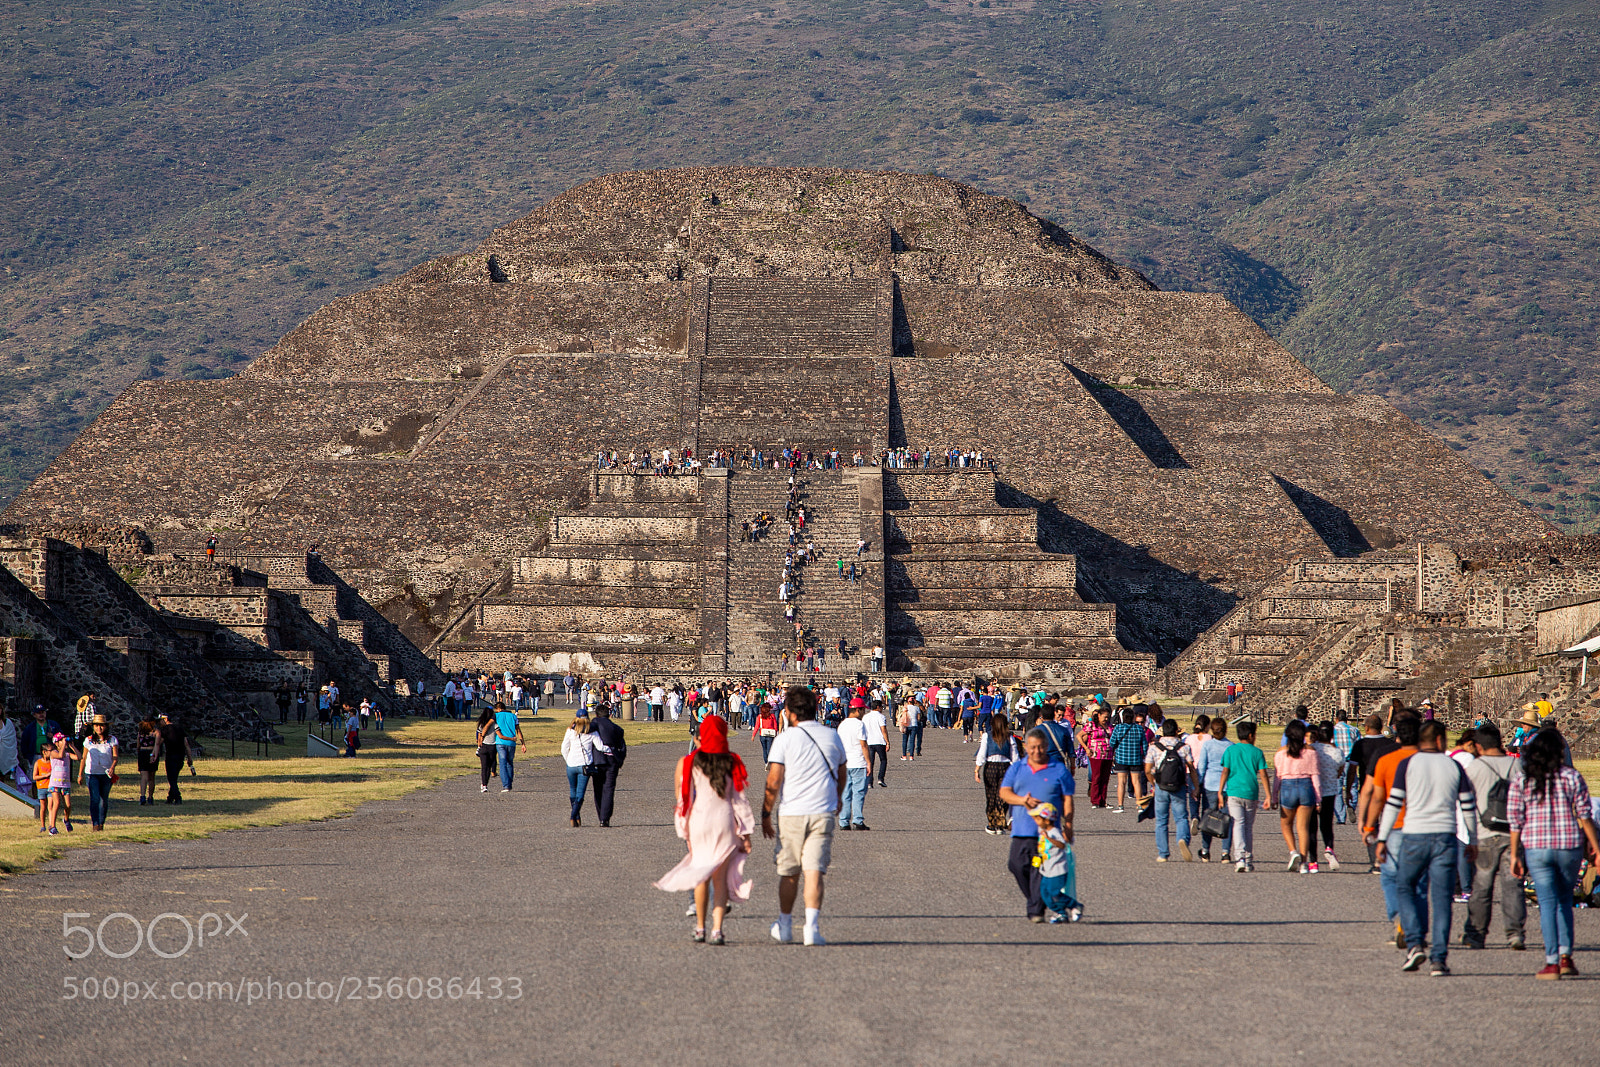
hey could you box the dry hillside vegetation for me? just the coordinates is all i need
[1,0,1595,529]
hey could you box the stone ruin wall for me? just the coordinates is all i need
[1536,595,1600,656]
[0,167,1562,686]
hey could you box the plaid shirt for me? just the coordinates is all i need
[1332,720,1359,760]
[1508,765,1592,851]
[1110,722,1148,766]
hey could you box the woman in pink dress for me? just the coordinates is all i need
[654,716,754,945]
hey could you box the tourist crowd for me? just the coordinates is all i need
[564,676,1595,978]
[593,445,997,474]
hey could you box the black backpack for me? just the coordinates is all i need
[1481,764,1511,834]
[1153,738,1187,792]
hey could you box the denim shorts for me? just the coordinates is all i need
[1278,777,1317,810]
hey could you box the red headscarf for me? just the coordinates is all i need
[677,715,748,816]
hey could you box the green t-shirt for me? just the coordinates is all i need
[1219,742,1268,801]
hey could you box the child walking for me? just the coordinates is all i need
[1030,802,1083,923]
[41,734,75,834]
[33,746,52,833]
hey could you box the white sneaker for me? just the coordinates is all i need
[770,919,793,944]
[1287,852,1304,873]
[1324,850,1340,870]
[479,785,488,793]
[1235,860,1248,873]
[1112,807,1125,814]
[803,926,826,946]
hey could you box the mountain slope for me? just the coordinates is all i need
[0,0,1591,530]
[1229,1,1600,528]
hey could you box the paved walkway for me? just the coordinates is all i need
[1,727,1594,1064]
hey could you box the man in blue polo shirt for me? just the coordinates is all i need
[998,728,1077,922]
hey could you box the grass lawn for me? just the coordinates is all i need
[0,712,688,877]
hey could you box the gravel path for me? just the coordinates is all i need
[1,726,1593,1064]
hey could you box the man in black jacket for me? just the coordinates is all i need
[590,706,627,827]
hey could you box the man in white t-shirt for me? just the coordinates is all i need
[824,685,841,713]
[762,686,846,947]
[650,684,666,723]
[861,699,889,788]
[836,699,871,831]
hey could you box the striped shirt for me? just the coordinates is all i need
[1377,752,1476,843]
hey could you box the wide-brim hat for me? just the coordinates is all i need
[90,714,109,725]
[1514,710,1542,728]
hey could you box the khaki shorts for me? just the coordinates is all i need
[774,813,835,876]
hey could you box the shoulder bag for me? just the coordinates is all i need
[1198,804,1234,841]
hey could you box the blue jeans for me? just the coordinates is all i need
[1153,787,1190,858]
[760,735,774,762]
[496,745,515,789]
[565,766,588,820]
[1395,831,1457,962]
[1379,829,1429,925]
[87,774,111,826]
[912,724,924,755]
[839,767,868,827]
[1041,871,1082,916]
[1524,847,1582,960]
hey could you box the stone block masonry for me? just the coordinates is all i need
[1536,594,1600,657]
[0,166,1557,687]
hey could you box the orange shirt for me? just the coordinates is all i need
[1365,745,1418,832]
[33,756,51,790]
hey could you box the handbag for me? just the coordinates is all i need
[1199,806,1234,840]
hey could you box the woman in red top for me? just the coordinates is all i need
[751,705,781,763]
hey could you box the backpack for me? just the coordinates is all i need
[1153,739,1187,792]
[1480,764,1511,834]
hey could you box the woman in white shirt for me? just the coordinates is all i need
[77,714,119,831]
[561,717,596,828]
[974,716,1021,834]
